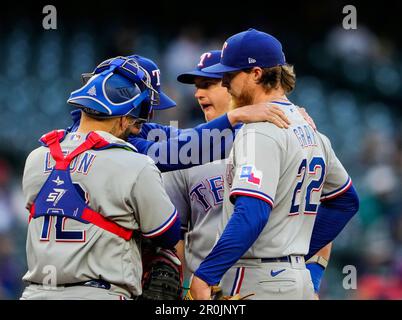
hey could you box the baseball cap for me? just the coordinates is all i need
[202,28,286,74]
[128,54,177,110]
[177,50,222,84]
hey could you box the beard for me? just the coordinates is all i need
[121,123,143,140]
[119,127,133,141]
[231,88,254,109]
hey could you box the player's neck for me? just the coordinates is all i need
[76,115,117,135]
[252,87,287,105]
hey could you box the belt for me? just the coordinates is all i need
[65,279,111,290]
[261,255,304,263]
[31,279,111,290]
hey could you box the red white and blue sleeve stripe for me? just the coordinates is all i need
[142,209,180,248]
[230,188,274,208]
[142,209,178,238]
[320,177,352,201]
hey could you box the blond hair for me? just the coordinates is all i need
[246,64,296,94]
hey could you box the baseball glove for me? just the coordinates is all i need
[184,285,254,300]
[140,242,183,300]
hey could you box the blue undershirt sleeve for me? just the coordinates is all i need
[194,196,271,285]
[306,185,359,260]
[128,114,236,172]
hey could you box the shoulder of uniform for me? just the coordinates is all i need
[97,146,155,176]
[315,131,332,149]
[238,123,285,147]
[27,145,48,160]
[241,122,285,135]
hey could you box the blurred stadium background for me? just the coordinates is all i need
[1,1,402,299]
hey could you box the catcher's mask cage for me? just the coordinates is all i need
[68,56,159,122]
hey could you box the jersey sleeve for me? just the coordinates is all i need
[131,161,178,238]
[139,122,180,140]
[162,170,191,236]
[127,114,235,172]
[230,130,282,208]
[320,135,352,201]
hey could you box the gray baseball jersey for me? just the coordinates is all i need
[220,101,351,258]
[162,160,225,274]
[22,131,177,297]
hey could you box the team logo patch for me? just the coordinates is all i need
[239,165,263,187]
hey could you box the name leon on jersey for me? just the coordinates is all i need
[44,151,96,175]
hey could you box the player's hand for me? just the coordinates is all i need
[189,276,211,300]
[227,103,290,128]
[298,107,317,131]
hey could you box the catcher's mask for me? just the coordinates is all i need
[68,56,159,122]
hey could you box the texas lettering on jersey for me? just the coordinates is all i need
[189,175,224,212]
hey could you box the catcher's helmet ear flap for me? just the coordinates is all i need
[68,65,156,121]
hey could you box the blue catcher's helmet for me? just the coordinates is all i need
[127,55,176,110]
[68,56,159,122]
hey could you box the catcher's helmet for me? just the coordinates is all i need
[68,56,159,122]
[127,55,176,110]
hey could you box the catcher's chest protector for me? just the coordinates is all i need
[28,130,133,240]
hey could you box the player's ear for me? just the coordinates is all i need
[119,116,127,130]
[251,67,263,82]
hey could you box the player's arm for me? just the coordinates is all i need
[306,242,332,297]
[304,185,358,298]
[139,102,292,138]
[132,161,181,248]
[128,103,290,172]
[67,105,289,172]
[191,196,271,299]
[128,121,233,172]
[306,134,359,260]
[306,184,359,260]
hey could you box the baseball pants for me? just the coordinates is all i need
[220,255,315,300]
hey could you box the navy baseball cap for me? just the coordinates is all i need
[128,54,176,110]
[202,29,286,74]
[177,50,222,84]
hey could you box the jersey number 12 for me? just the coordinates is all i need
[40,216,86,242]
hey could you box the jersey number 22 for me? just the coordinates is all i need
[289,157,326,216]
